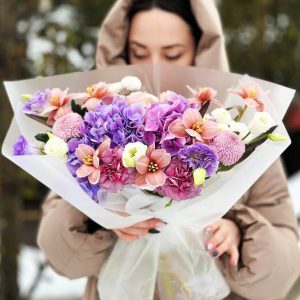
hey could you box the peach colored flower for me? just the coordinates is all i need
[169,108,219,142]
[228,80,269,112]
[187,86,222,107]
[83,82,114,110]
[135,144,171,188]
[75,144,101,185]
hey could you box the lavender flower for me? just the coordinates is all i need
[161,138,186,155]
[23,90,50,116]
[179,142,219,176]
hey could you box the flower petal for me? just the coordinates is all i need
[202,121,219,139]
[146,144,155,157]
[134,174,147,186]
[76,164,94,178]
[168,120,187,138]
[98,139,111,158]
[185,129,203,141]
[150,150,171,169]
[88,169,100,185]
[183,109,201,128]
[75,144,95,161]
[145,171,166,187]
[136,155,150,174]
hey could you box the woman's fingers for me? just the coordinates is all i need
[204,219,222,236]
[206,227,226,251]
[113,229,139,241]
[119,227,150,236]
[228,245,239,266]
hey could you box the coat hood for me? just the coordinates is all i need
[96,0,229,71]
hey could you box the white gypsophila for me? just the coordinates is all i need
[228,120,253,142]
[121,76,142,92]
[44,133,68,158]
[211,108,232,125]
[248,112,275,135]
[122,142,147,168]
[108,82,124,94]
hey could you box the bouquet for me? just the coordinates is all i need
[2,64,294,300]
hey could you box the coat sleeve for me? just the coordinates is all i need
[37,192,117,279]
[220,159,300,300]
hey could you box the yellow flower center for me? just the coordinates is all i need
[86,85,95,96]
[192,121,204,134]
[49,96,60,107]
[148,161,159,172]
[83,154,93,165]
[247,88,257,98]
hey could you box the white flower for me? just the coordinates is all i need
[121,76,142,92]
[211,108,232,125]
[203,114,212,121]
[248,112,275,135]
[228,120,253,142]
[44,133,68,158]
[122,142,147,168]
[108,82,124,94]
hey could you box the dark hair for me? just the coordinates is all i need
[125,0,202,61]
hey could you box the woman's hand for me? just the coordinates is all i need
[112,218,165,241]
[204,218,241,266]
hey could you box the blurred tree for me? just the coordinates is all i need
[219,0,300,94]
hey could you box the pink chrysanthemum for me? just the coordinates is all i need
[210,131,245,166]
[53,112,83,141]
[99,142,136,192]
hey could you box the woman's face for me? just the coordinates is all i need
[128,8,196,66]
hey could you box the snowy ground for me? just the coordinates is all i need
[18,172,300,300]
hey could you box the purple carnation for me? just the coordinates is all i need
[13,135,39,155]
[179,142,218,176]
[156,158,201,201]
[23,89,50,116]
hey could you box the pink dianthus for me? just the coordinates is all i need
[53,112,83,141]
[210,131,245,166]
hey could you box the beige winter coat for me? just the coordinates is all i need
[37,0,300,299]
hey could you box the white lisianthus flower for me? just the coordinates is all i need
[211,108,232,125]
[44,132,68,158]
[121,76,142,92]
[217,123,229,131]
[248,112,275,135]
[122,142,147,168]
[108,82,124,94]
[228,120,253,142]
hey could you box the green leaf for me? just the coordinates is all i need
[165,199,173,207]
[35,133,49,143]
[199,101,210,118]
[71,99,88,117]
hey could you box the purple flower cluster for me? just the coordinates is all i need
[23,90,50,115]
[13,135,39,155]
[82,97,146,148]
[179,142,219,176]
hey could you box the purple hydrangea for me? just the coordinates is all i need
[13,135,39,155]
[179,142,219,176]
[23,89,50,115]
[82,97,146,148]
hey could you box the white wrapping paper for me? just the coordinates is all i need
[2,65,295,299]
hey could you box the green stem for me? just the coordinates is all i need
[236,105,248,122]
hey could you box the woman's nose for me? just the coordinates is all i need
[150,55,162,65]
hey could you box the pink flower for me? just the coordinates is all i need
[82,82,114,110]
[75,144,101,185]
[53,113,83,141]
[187,86,222,107]
[46,88,73,125]
[98,139,136,192]
[228,80,269,112]
[168,108,219,142]
[135,144,171,188]
[210,131,245,166]
[155,158,201,201]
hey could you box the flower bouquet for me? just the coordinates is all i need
[2,64,294,300]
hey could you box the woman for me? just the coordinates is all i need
[37,0,300,299]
